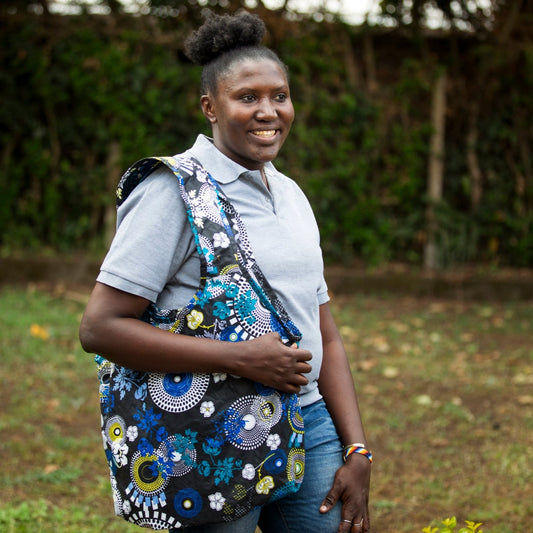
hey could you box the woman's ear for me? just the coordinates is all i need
[200,94,217,124]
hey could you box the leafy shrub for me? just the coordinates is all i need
[1,11,532,267]
[423,516,483,533]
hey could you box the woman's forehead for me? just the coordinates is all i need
[219,58,289,88]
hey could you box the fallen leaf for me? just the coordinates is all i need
[43,464,60,474]
[517,395,533,405]
[30,324,50,340]
[415,394,433,406]
[383,366,399,379]
[430,438,450,447]
[47,398,60,410]
[359,360,378,371]
[362,384,379,395]
[512,373,533,385]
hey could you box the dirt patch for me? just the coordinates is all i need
[2,255,533,300]
[326,263,533,300]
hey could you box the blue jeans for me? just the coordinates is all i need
[170,399,343,533]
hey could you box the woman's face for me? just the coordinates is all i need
[201,58,295,171]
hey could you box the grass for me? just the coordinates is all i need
[1,284,532,532]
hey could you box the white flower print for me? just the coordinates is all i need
[266,433,281,450]
[170,450,183,463]
[208,492,226,511]
[213,232,230,249]
[194,217,204,229]
[213,373,227,383]
[126,425,138,442]
[242,464,256,480]
[111,440,129,467]
[200,401,215,418]
[122,500,131,514]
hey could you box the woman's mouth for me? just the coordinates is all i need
[250,129,277,138]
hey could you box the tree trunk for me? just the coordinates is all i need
[363,33,378,93]
[341,31,360,89]
[424,70,447,270]
[467,103,483,210]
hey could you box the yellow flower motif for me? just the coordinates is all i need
[187,310,204,330]
[30,324,49,340]
[255,476,274,495]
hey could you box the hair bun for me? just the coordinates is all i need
[185,12,266,66]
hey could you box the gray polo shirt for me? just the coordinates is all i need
[98,134,328,406]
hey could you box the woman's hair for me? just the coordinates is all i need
[184,12,287,94]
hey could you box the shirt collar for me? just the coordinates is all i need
[184,134,277,184]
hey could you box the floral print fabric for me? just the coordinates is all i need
[96,156,305,530]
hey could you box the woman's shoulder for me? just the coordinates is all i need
[124,163,181,197]
[116,162,186,222]
[267,166,309,199]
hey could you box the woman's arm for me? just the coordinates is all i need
[317,302,368,444]
[79,282,312,394]
[317,302,371,531]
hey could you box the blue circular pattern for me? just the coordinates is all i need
[219,325,245,342]
[174,488,203,518]
[263,449,287,475]
[163,373,193,396]
[148,372,209,413]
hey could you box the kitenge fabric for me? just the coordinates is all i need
[96,156,305,530]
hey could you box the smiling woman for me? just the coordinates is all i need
[79,11,371,533]
[199,58,294,173]
[186,12,295,173]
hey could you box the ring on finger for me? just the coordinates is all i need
[342,519,353,525]
[353,518,364,528]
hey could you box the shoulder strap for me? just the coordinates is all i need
[117,155,302,344]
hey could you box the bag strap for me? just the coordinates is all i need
[116,155,302,344]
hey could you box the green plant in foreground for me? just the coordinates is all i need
[423,516,483,533]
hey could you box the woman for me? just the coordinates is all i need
[80,12,371,533]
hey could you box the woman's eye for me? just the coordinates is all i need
[240,94,255,102]
[275,93,288,102]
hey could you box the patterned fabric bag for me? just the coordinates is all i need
[96,156,305,530]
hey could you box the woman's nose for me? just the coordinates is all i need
[256,98,277,119]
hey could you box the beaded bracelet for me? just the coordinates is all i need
[343,442,373,463]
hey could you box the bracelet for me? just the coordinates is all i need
[343,442,373,463]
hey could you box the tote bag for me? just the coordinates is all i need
[96,156,305,530]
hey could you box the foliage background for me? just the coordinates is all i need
[1,2,532,267]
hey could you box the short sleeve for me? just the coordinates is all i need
[97,166,197,302]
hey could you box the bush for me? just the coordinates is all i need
[1,11,532,267]
[423,516,483,533]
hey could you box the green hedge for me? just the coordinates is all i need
[1,12,532,266]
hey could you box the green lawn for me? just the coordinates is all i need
[1,285,532,532]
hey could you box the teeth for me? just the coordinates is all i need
[251,130,276,137]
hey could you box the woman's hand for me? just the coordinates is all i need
[236,332,312,393]
[319,454,371,532]
[80,283,311,392]
[317,302,372,531]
